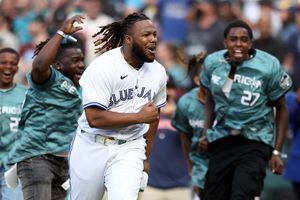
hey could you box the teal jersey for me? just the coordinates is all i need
[0,84,27,164]
[171,88,208,188]
[171,88,206,162]
[200,49,292,146]
[7,67,82,164]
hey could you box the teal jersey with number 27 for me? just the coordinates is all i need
[200,49,292,146]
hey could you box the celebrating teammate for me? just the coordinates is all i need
[200,20,292,199]
[171,52,207,199]
[0,48,25,200]
[6,16,85,199]
[69,12,167,200]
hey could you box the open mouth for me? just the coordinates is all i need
[233,49,243,59]
[75,73,82,78]
[74,71,84,80]
[2,71,13,79]
[147,46,156,55]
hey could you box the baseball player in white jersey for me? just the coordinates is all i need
[69,12,167,200]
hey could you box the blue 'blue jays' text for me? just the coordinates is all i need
[108,87,152,107]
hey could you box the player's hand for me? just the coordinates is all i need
[138,101,159,124]
[198,136,208,152]
[270,155,284,175]
[60,15,85,35]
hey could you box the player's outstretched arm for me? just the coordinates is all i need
[270,96,289,175]
[85,101,159,129]
[31,15,84,84]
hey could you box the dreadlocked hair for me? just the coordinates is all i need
[187,52,206,78]
[93,12,150,54]
[33,38,81,61]
[33,38,50,58]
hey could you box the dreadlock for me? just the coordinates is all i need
[33,39,50,58]
[93,12,150,54]
[33,37,81,61]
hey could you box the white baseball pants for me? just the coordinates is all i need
[69,131,146,200]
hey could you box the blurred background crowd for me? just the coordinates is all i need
[1,0,300,199]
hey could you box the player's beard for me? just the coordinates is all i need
[132,41,154,63]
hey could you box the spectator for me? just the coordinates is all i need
[157,0,192,44]
[75,0,114,64]
[186,0,226,55]
[0,14,19,50]
[285,9,300,89]
[12,0,37,46]
[254,15,288,63]
[156,42,191,90]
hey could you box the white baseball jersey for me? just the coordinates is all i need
[78,47,167,140]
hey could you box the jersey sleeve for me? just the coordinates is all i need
[266,59,293,101]
[171,97,193,136]
[27,67,57,89]
[200,60,211,89]
[80,61,112,110]
[153,68,167,109]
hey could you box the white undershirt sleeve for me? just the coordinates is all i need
[222,77,234,98]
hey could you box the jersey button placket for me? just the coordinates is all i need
[132,70,139,110]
